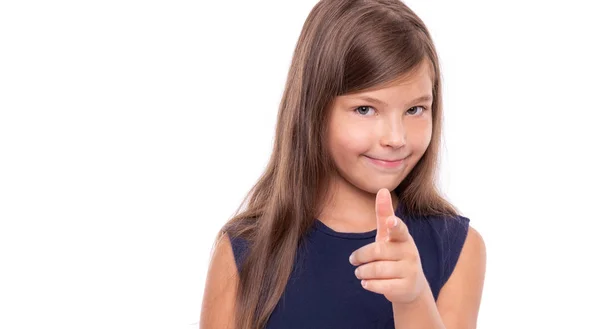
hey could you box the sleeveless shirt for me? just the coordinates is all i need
[228,203,470,329]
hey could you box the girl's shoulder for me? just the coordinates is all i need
[226,231,251,273]
[221,217,257,273]
[407,213,471,296]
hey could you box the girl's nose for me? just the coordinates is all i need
[380,121,407,149]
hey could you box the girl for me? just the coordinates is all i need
[201,0,486,328]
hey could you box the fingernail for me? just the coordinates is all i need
[354,268,360,278]
[393,217,398,227]
[349,253,355,264]
[361,280,367,288]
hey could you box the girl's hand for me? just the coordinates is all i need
[349,188,427,305]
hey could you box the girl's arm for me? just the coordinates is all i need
[199,234,238,329]
[392,226,487,329]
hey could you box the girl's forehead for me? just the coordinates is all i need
[342,59,433,95]
[337,71,433,105]
[374,60,433,90]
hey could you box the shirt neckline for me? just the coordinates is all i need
[313,219,377,239]
[312,201,404,240]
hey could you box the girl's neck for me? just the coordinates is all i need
[316,175,399,233]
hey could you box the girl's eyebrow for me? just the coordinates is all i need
[352,94,433,106]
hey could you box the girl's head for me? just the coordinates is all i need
[274,0,448,213]
[222,1,459,328]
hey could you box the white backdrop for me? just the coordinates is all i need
[1,0,599,328]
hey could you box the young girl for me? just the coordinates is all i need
[201,0,486,328]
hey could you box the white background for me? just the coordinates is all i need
[1,0,599,328]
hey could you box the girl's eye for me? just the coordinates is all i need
[354,105,427,116]
[407,106,426,116]
[354,105,375,116]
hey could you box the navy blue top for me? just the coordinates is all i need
[228,204,470,329]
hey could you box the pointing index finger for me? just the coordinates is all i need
[375,188,395,242]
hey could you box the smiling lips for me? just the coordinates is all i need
[365,155,406,169]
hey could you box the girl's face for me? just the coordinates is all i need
[326,60,434,195]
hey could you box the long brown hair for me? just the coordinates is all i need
[218,1,459,328]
